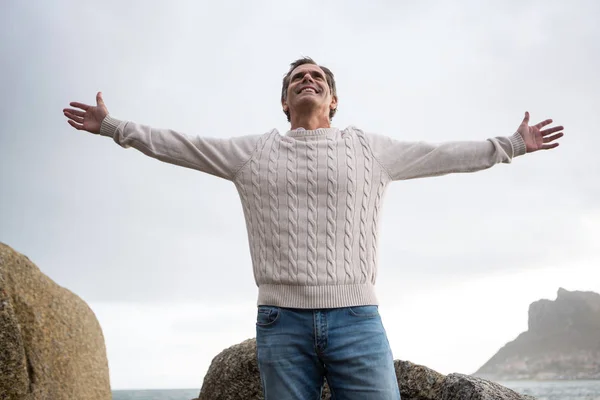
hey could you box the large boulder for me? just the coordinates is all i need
[194,338,535,400]
[442,374,535,400]
[0,243,111,400]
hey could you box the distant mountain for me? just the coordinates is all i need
[475,288,600,380]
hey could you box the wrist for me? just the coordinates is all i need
[510,131,527,157]
[99,115,122,138]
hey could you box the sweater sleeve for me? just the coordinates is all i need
[99,115,264,181]
[365,131,527,181]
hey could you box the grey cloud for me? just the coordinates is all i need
[1,0,598,306]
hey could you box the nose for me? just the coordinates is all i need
[301,73,315,84]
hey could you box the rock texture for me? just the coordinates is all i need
[442,374,535,400]
[194,338,534,400]
[0,243,111,400]
[475,288,600,380]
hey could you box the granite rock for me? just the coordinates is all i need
[194,338,534,400]
[0,243,111,400]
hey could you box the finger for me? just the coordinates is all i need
[540,126,564,136]
[67,119,84,130]
[65,113,84,124]
[63,108,85,118]
[535,119,553,129]
[96,91,105,106]
[522,111,530,124]
[543,132,564,143]
[69,102,90,111]
[541,143,559,150]
[64,110,85,122]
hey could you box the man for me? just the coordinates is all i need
[63,57,563,399]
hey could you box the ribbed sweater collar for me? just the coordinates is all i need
[285,127,339,137]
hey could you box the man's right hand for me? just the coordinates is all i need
[63,92,109,134]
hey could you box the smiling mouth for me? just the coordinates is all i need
[299,87,318,94]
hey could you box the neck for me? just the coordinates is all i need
[290,113,330,131]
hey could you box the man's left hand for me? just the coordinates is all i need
[518,111,564,153]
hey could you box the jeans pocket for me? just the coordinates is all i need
[348,305,379,318]
[256,306,281,327]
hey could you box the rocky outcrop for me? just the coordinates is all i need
[475,288,600,380]
[0,243,111,400]
[194,338,535,400]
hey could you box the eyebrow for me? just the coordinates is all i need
[291,70,325,81]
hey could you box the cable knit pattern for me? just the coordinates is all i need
[282,138,299,281]
[236,175,257,280]
[99,116,527,309]
[267,138,282,284]
[250,149,266,282]
[356,130,372,284]
[251,141,266,281]
[306,139,318,285]
[342,134,356,284]
[371,175,386,285]
[325,135,338,285]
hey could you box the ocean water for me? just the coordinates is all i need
[112,381,600,400]
[501,380,600,400]
[112,389,199,400]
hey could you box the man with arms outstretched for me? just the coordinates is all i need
[63,57,563,400]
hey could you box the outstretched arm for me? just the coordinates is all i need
[366,112,564,181]
[63,92,264,180]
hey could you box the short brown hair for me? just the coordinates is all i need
[281,57,338,122]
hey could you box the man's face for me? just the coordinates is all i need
[283,63,337,121]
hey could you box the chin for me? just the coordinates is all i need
[295,96,321,106]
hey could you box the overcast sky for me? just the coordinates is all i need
[1,0,599,390]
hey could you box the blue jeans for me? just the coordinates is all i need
[256,305,401,400]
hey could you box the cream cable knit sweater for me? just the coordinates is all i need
[100,116,526,308]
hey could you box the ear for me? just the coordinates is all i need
[282,98,289,113]
[330,95,338,111]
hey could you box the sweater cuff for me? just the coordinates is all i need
[99,115,122,138]
[509,131,527,158]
